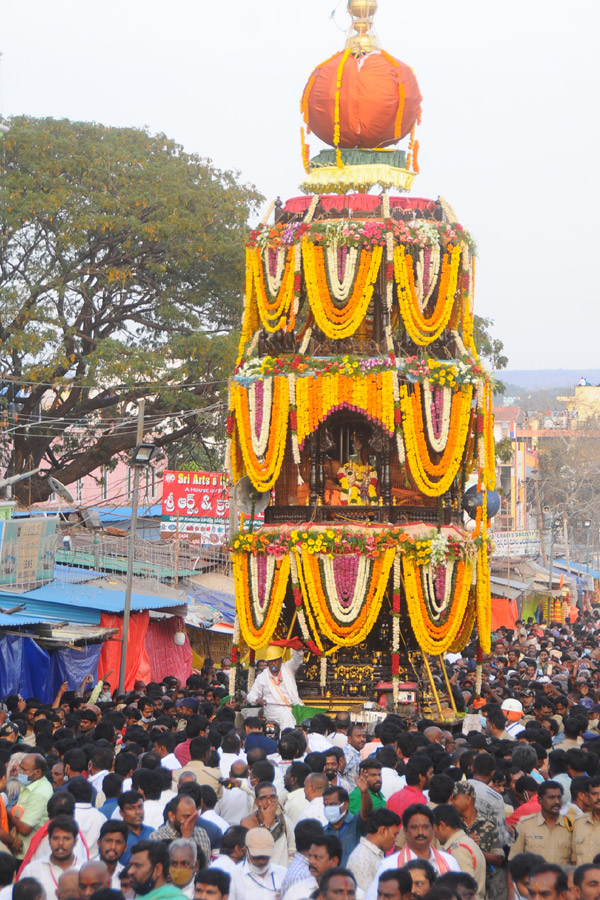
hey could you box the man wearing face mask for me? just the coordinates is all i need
[209,826,246,900]
[246,641,305,732]
[8,753,53,859]
[128,840,186,900]
[323,776,373,866]
[240,827,286,899]
[169,839,199,899]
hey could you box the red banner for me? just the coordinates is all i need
[161,470,229,518]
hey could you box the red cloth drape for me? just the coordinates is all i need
[490,597,519,632]
[283,195,436,215]
[145,615,193,684]
[98,611,151,690]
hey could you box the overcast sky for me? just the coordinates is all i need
[2,1,598,370]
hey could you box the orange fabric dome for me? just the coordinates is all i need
[303,49,422,149]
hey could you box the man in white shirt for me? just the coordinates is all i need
[364,804,459,900]
[153,733,182,771]
[87,748,114,796]
[347,808,401,894]
[299,773,329,826]
[215,761,253,826]
[283,763,312,826]
[209,825,247,900]
[328,713,351,750]
[199,785,230,834]
[218,734,247,778]
[67,777,107,857]
[239,827,286,900]
[95,820,127,889]
[246,642,305,731]
[21,814,82,898]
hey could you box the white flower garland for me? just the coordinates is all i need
[263,246,287,298]
[305,195,320,223]
[289,374,301,465]
[325,240,359,302]
[423,384,451,453]
[320,655,327,690]
[230,613,241,696]
[249,377,273,459]
[415,244,441,310]
[290,554,312,642]
[393,373,406,463]
[321,554,370,624]
[385,232,395,351]
[382,192,391,220]
[392,557,401,706]
[423,558,455,618]
[476,380,486,473]
[299,327,312,355]
[249,553,276,626]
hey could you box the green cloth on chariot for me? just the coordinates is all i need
[293,704,328,724]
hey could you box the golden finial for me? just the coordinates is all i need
[346,0,379,55]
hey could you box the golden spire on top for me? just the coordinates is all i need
[346,0,379,55]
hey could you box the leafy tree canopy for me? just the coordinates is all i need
[0,117,263,502]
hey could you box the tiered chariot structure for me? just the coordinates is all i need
[226,0,494,715]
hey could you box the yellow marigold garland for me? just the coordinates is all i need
[295,370,396,449]
[447,592,477,653]
[399,384,473,496]
[402,555,473,655]
[483,381,496,490]
[394,244,461,345]
[295,545,395,646]
[233,378,289,492]
[233,553,290,650]
[303,241,383,340]
[236,249,259,365]
[333,49,351,166]
[379,49,407,141]
[251,246,296,333]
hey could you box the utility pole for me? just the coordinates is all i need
[118,399,145,695]
[563,516,571,573]
[533,468,547,565]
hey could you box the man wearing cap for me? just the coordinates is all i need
[502,699,526,738]
[247,641,304,731]
[240,827,286,899]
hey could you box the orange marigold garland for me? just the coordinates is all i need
[402,555,473,655]
[333,49,351,166]
[399,383,473,496]
[394,243,461,345]
[303,241,383,340]
[233,377,289,493]
[251,245,301,333]
[232,552,290,650]
[295,370,396,450]
[295,545,395,646]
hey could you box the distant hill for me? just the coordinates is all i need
[494,370,600,391]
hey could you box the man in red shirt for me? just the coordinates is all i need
[387,757,433,821]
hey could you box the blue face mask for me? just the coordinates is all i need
[141,716,152,723]
[479,715,487,729]
[324,803,345,825]
[17,773,30,786]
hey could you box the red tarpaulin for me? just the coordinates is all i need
[491,597,519,632]
[283,196,437,215]
[145,615,193,684]
[98,611,151,690]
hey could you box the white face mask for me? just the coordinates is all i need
[249,861,270,877]
[324,803,345,824]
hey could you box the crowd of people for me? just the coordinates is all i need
[1,613,600,900]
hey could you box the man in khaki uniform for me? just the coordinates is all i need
[433,805,486,900]
[509,781,574,866]
[574,776,600,865]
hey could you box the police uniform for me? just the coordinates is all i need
[509,812,574,866]
[440,829,487,900]
[573,813,600,865]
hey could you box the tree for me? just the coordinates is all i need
[472,315,508,371]
[0,117,262,502]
